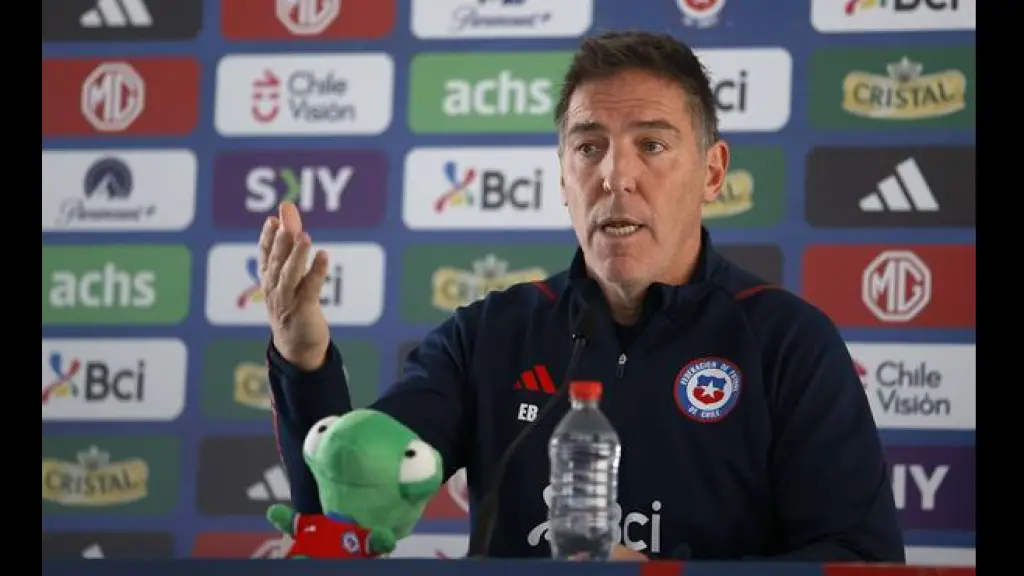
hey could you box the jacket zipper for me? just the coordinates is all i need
[615,353,628,379]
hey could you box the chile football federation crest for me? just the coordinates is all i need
[674,357,742,423]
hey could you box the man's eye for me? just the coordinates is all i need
[641,141,665,153]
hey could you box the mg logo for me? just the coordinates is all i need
[80,62,145,132]
[276,0,340,36]
[861,250,932,322]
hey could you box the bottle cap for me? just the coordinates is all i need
[569,380,602,402]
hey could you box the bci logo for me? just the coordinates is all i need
[712,71,747,113]
[435,162,543,213]
[244,165,354,213]
[45,352,147,404]
[848,0,963,14]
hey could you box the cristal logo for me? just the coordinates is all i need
[526,484,663,553]
[276,0,340,36]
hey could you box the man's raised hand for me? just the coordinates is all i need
[258,202,331,371]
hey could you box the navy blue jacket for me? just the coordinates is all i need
[267,229,905,561]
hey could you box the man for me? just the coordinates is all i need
[260,31,905,562]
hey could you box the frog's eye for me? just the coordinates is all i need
[399,439,436,483]
[303,416,340,459]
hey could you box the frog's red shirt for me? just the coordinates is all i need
[286,513,378,559]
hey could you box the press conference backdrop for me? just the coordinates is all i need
[41,0,976,565]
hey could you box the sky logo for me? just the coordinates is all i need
[43,353,81,403]
[212,149,387,230]
[434,161,477,213]
[235,257,266,309]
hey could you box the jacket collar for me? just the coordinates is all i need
[565,226,722,318]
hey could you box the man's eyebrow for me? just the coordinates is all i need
[566,121,604,137]
[630,120,679,133]
[565,119,680,137]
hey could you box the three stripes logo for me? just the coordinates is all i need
[513,365,557,395]
[859,157,939,213]
[80,0,153,28]
[247,465,291,502]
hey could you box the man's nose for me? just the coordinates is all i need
[599,146,639,195]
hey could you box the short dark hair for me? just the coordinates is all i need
[554,30,720,150]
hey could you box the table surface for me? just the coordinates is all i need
[41,560,977,576]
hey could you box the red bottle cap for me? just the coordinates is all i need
[569,380,603,402]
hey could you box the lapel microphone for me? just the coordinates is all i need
[467,305,599,558]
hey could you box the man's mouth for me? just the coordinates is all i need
[598,218,644,238]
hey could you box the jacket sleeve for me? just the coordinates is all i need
[267,312,475,514]
[744,290,906,563]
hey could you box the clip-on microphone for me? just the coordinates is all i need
[467,305,599,558]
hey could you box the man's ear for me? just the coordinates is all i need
[702,140,730,204]
[560,173,568,206]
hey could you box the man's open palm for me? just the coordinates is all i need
[258,202,331,371]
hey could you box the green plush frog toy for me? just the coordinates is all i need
[266,409,444,559]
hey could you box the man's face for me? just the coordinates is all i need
[559,69,728,288]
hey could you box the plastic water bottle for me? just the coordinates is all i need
[547,380,622,561]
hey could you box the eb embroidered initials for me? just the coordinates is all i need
[517,403,538,422]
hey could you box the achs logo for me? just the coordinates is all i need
[81,62,146,132]
[434,161,477,213]
[251,70,281,123]
[43,353,82,403]
[431,254,547,311]
[277,0,341,36]
[236,257,266,309]
[676,0,726,28]
[842,57,966,121]
[861,250,932,323]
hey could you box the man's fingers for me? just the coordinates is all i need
[278,233,312,296]
[264,226,295,292]
[296,250,329,303]
[257,217,280,281]
[279,202,304,236]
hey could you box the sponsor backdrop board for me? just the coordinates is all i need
[41,0,974,565]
